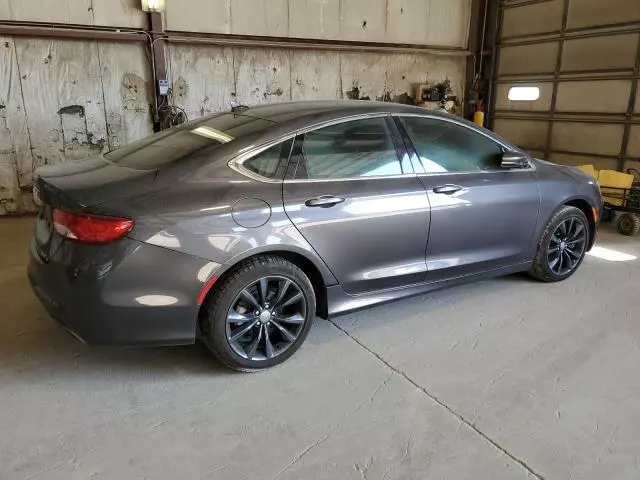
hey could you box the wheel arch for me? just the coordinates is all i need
[563,197,597,250]
[200,248,332,320]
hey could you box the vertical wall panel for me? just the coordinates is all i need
[501,0,564,37]
[289,0,340,40]
[14,38,108,166]
[230,0,288,37]
[386,0,429,45]
[7,0,93,24]
[567,0,640,30]
[627,126,640,158]
[339,52,389,100]
[168,45,235,118]
[493,119,549,150]
[233,49,292,106]
[555,80,631,113]
[340,0,387,42]
[0,0,10,18]
[561,34,639,72]
[166,0,231,33]
[290,50,341,101]
[551,123,624,156]
[386,0,471,47]
[499,43,559,75]
[91,0,147,28]
[0,37,31,213]
[424,0,471,48]
[99,43,153,150]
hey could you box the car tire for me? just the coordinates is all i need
[616,212,640,236]
[530,206,590,283]
[200,255,316,372]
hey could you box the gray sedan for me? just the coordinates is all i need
[28,101,602,370]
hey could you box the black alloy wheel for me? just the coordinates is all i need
[226,276,308,361]
[530,205,590,282]
[200,255,316,371]
[546,216,587,276]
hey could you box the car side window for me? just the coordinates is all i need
[242,140,292,180]
[294,117,403,180]
[400,117,504,173]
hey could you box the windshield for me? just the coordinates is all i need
[104,113,275,170]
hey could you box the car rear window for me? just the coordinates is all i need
[104,113,274,170]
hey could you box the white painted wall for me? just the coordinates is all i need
[0,0,471,47]
[166,0,471,48]
[0,0,471,213]
[168,45,465,119]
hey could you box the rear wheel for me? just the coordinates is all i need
[616,213,640,236]
[530,206,589,282]
[200,255,316,371]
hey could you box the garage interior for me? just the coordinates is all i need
[1,1,640,479]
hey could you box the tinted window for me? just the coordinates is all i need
[400,117,504,173]
[105,114,274,171]
[242,140,291,180]
[295,117,402,179]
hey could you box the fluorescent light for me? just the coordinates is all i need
[190,126,234,143]
[141,0,165,12]
[508,86,540,101]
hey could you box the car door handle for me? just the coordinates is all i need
[304,196,346,208]
[432,184,463,195]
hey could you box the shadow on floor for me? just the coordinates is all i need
[0,312,236,383]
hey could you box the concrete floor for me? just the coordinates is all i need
[1,216,639,480]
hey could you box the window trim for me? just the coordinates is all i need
[228,136,295,183]
[394,113,535,176]
[229,112,418,183]
[287,114,412,183]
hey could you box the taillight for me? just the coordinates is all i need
[52,209,134,243]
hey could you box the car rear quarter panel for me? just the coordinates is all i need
[101,159,338,287]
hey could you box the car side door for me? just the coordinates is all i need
[395,114,540,281]
[282,115,431,295]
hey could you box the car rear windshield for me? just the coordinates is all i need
[104,113,274,170]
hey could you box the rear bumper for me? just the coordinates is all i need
[28,236,216,346]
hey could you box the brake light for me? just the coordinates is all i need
[52,209,134,243]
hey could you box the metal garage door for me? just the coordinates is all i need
[489,0,640,173]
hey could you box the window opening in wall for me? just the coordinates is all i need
[508,86,540,101]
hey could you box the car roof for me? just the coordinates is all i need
[236,100,449,125]
[220,101,518,152]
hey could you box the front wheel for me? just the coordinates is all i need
[200,255,316,371]
[530,206,590,282]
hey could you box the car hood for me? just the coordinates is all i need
[532,158,597,183]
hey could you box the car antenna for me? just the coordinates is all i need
[231,104,250,113]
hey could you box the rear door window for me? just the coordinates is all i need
[293,117,403,180]
[104,114,274,171]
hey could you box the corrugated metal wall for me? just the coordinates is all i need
[0,0,472,215]
[490,0,640,172]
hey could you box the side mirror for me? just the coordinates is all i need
[501,152,529,169]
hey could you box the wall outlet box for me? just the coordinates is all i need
[158,79,170,96]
